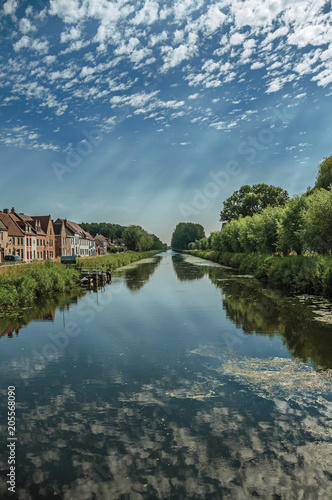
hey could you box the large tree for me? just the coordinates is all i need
[219,183,289,224]
[171,222,205,250]
[314,155,332,190]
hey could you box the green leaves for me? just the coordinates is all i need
[219,183,289,223]
[171,223,205,250]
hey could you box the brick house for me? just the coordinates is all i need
[0,218,9,262]
[31,215,55,259]
[53,219,71,257]
[0,210,25,260]
[9,209,37,262]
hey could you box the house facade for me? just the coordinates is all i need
[0,210,25,260]
[31,216,55,259]
[95,234,108,254]
[0,219,9,262]
[53,219,72,257]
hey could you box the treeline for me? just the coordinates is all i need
[123,226,167,252]
[80,222,126,240]
[189,156,332,256]
[80,222,167,252]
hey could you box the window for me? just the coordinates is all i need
[1,232,3,241]
[49,228,52,235]
[21,238,23,245]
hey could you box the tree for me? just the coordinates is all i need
[300,189,332,254]
[219,183,289,224]
[314,155,332,190]
[277,195,308,255]
[171,222,205,250]
[123,225,165,252]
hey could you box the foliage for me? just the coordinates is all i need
[80,222,126,241]
[77,250,162,271]
[219,183,289,223]
[171,222,205,250]
[184,250,332,299]
[0,262,80,310]
[314,155,332,190]
[277,195,308,255]
[123,225,166,252]
[301,188,332,254]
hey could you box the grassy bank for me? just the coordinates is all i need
[0,261,80,309]
[77,250,162,270]
[0,251,163,310]
[183,250,332,299]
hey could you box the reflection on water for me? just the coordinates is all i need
[0,251,331,499]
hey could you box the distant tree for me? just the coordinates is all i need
[123,225,165,252]
[171,222,205,250]
[219,183,289,224]
[314,155,332,190]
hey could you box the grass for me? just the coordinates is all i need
[76,250,162,270]
[183,250,332,299]
[0,250,163,311]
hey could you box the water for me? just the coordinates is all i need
[0,251,331,499]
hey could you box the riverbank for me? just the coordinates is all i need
[183,250,332,298]
[0,251,163,310]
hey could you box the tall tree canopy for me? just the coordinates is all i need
[314,155,332,190]
[219,183,289,224]
[171,222,205,250]
[123,225,166,252]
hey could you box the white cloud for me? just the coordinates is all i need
[132,0,159,25]
[49,0,84,23]
[19,18,37,34]
[13,36,49,54]
[161,43,197,72]
[3,0,18,16]
[60,27,81,43]
[230,33,246,46]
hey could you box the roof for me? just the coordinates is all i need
[96,233,108,242]
[0,212,25,237]
[14,213,46,236]
[31,215,52,234]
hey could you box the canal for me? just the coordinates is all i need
[0,250,331,499]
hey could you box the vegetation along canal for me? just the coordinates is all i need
[0,250,331,499]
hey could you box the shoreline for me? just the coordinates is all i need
[0,251,162,311]
[182,250,332,299]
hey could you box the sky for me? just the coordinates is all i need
[1,0,332,243]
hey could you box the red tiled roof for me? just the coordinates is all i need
[0,212,25,237]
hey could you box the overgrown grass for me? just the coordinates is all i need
[0,260,80,309]
[0,251,163,310]
[184,250,332,298]
[77,250,162,270]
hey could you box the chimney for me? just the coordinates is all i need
[3,208,9,214]
[11,207,15,213]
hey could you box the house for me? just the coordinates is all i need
[11,211,48,260]
[0,210,25,260]
[8,209,37,262]
[53,219,71,258]
[86,231,96,256]
[31,215,55,259]
[0,218,9,262]
[95,233,108,254]
[94,238,104,255]
[54,219,93,257]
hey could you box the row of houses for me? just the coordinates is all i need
[0,208,109,262]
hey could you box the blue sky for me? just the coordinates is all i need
[1,0,332,242]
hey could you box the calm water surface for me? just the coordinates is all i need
[0,251,331,499]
